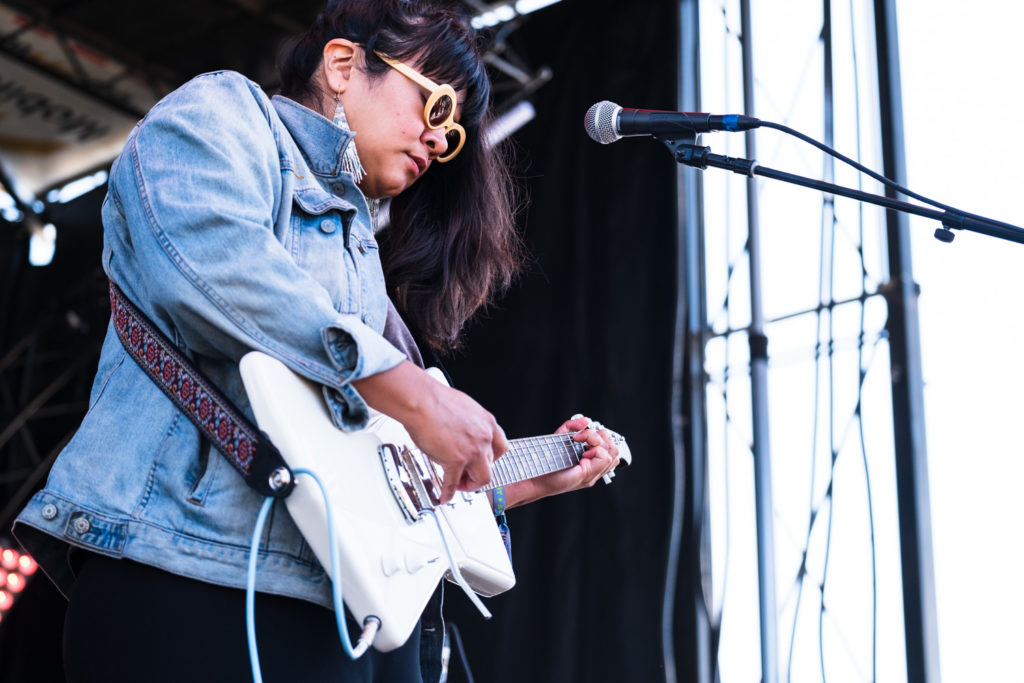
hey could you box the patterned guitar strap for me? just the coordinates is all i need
[108,281,294,499]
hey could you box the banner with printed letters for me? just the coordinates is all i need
[0,53,138,199]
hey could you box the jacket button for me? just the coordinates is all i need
[320,219,336,234]
[72,516,91,535]
[41,504,58,521]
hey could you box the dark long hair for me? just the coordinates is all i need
[279,0,524,352]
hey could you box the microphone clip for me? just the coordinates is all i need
[656,133,709,168]
[658,135,760,178]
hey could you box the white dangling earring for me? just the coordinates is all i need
[333,91,366,184]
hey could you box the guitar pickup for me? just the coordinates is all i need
[379,443,443,522]
[379,443,420,522]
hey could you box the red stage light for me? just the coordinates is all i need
[0,590,11,609]
[6,573,23,593]
[0,549,16,570]
[17,555,36,575]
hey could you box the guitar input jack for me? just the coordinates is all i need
[352,616,382,657]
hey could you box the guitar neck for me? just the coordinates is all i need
[479,433,585,492]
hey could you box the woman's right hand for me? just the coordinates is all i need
[351,361,507,503]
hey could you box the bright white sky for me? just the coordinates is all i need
[697,1,1024,681]
[900,1,1024,681]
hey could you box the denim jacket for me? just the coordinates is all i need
[14,71,408,609]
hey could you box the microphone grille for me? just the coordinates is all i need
[584,101,621,144]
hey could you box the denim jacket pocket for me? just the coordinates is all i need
[185,439,214,505]
[290,187,358,313]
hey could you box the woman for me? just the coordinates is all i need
[14,1,619,681]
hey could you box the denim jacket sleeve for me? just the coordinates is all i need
[102,71,405,429]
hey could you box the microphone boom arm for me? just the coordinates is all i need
[658,135,1024,245]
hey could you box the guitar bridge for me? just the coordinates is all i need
[379,443,442,523]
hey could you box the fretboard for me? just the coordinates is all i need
[478,433,585,491]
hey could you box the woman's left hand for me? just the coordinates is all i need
[500,415,621,509]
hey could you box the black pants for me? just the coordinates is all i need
[63,554,423,683]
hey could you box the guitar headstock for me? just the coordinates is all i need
[602,430,632,484]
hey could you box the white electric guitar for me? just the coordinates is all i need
[238,351,631,652]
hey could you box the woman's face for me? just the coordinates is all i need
[338,50,463,199]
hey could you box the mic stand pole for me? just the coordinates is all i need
[659,135,1024,245]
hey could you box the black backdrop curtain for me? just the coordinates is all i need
[441,2,688,681]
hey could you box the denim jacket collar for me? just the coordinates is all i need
[271,95,354,179]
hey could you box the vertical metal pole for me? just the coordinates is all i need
[672,2,712,683]
[872,1,942,681]
[739,2,779,682]
[822,0,835,178]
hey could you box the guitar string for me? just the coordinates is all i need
[481,432,586,490]
[416,431,593,492]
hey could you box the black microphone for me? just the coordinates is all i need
[584,100,760,144]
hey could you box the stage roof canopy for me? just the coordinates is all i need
[0,0,552,201]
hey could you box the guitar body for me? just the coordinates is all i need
[238,351,514,652]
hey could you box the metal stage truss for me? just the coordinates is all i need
[672,1,939,681]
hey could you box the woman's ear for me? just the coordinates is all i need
[322,38,359,95]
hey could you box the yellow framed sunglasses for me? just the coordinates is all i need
[372,51,467,162]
